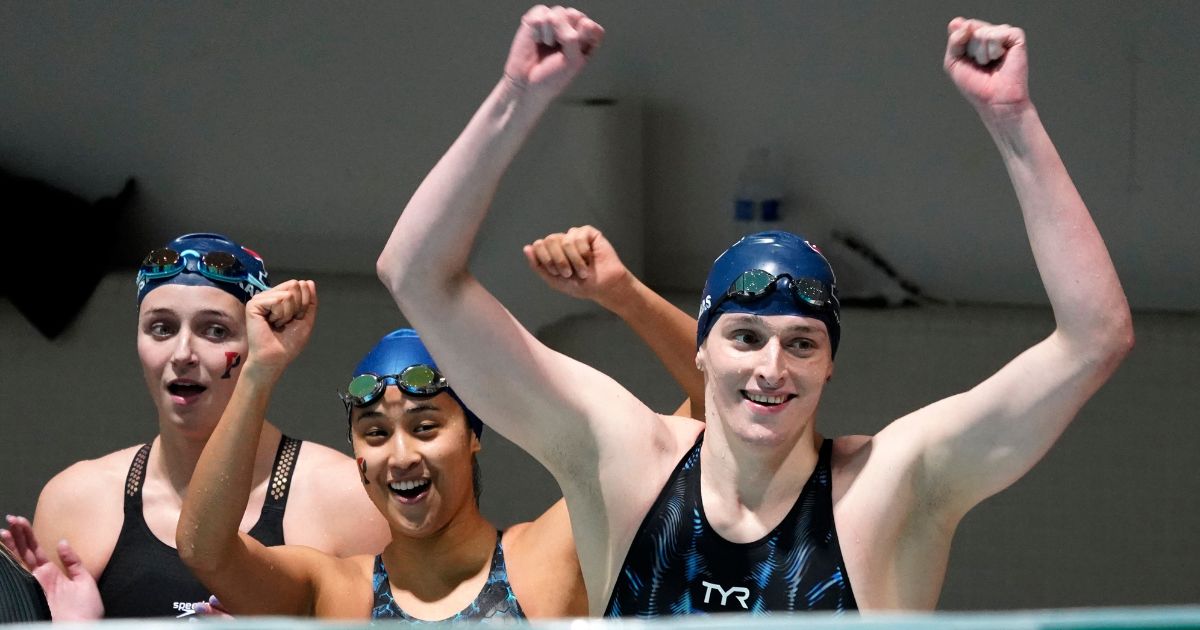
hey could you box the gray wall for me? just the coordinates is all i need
[0,1,1195,309]
[2,277,1198,609]
[1,0,1198,612]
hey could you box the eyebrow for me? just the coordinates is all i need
[352,402,442,423]
[726,314,828,337]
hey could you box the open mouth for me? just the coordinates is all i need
[388,479,431,501]
[168,381,207,400]
[741,391,794,407]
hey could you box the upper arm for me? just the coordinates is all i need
[286,446,389,557]
[33,457,125,578]
[391,275,665,484]
[504,499,587,617]
[885,330,1130,519]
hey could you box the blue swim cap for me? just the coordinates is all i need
[136,232,270,306]
[350,329,484,437]
[696,231,841,356]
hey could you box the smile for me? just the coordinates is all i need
[388,479,431,501]
[741,391,794,406]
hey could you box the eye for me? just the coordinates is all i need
[413,421,441,436]
[146,321,175,338]
[731,330,761,346]
[787,337,818,354]
[203,324,230,340]
[361,425,390,441]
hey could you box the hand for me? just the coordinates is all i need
[193,595,234,618]
[2,516,104,621]
[943,18,1030,115]
[503,5,604,98]
[244,279,318,376]
[523,225,632,307]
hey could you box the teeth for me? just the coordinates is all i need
[389,479,430,492]
[746,393,787,405]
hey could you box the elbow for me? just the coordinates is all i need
[1076,309,1135,372]
[175,522,222,575]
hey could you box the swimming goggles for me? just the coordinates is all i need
[138,248,270,293]
[714,269,834,312]
[339,365,448,408]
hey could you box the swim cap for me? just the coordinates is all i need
[696,231,841,356]
[136,232,270,306]
[349,328,484,437]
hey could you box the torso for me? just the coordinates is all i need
[97,435,302,618]
[605,433,856,616]
[586,420,956,614]
[371,532,524,622]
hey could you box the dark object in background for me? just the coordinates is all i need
[0,171,137,339]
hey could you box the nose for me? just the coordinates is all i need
[388,434,423,474]
[754,337,788,389]
[170,330,198,368]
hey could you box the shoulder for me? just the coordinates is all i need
[282,439,389,557]
[34,445,145,576]
[38,445,143,517]
[503,501,587,617]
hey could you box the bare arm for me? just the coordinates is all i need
[503,499,587,617]
[176,281,325,615]
[377,8,666,476]
[523,225,705,420]
[888,19,1133,519]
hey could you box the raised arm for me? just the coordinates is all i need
[377,8,673,473]
[176,280,328,616]
[523,225,705,420]
[888,19,1134,519]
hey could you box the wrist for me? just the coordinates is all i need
[239,361,284,388]
[595,270,642,315]
[979,103,1041,159]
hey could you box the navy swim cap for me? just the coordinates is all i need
[696,231,841,356]
[136,233,270,306]
[351,329,484,437]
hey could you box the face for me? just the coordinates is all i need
[137,284,248,438]
[696,312,834,447]
[350,388,480,538]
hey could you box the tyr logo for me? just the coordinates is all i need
[700,580,750,609]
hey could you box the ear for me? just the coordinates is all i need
[469,430,482,455]
[695,346,707,373]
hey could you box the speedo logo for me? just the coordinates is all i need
[173,601,199,618]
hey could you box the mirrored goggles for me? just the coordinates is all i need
[339,365,448,409]
[137,247,269,293]
[717,268,833,312]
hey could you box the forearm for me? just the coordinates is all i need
[600,273,705,417]
[378,78,554,301]
[176,365,277,572]
[984,105,1133,357]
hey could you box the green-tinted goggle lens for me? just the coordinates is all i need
[342,365,447,408]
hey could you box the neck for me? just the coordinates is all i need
[152,419,281,496]
[699,402,823,542]
[381,501,495,594]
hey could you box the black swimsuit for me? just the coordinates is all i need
[605,433,857,617]
[96,435,301,618]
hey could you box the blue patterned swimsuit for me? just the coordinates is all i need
[605,434,857,617]
[371,532,525,621]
